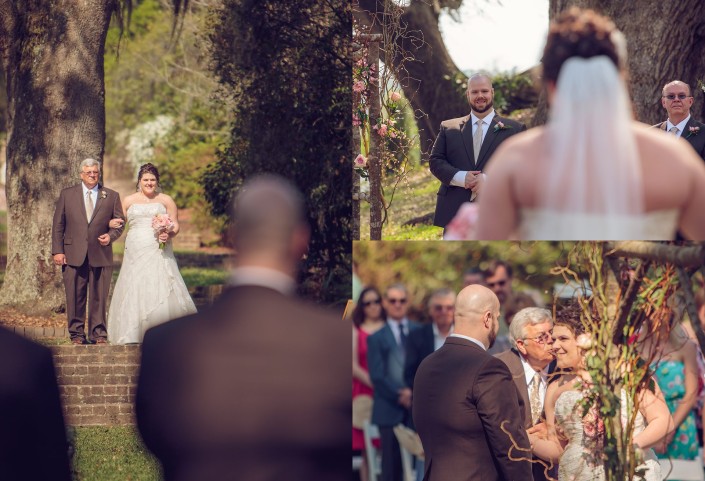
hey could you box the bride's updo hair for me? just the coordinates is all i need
[542,7,626,85]
[136,163,160,191]
[554,299,586,337]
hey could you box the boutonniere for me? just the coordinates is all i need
[685,126,701,139]
[100,190,107,199]
[493,121,512,133]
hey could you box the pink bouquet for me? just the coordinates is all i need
[152,213,174,249]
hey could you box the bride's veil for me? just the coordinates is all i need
[540,40,643,219]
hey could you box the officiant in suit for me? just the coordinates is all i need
[430,73,526,231]
[136,175,349,481]
[653,80,705,160]
[52,158,124,345]
[495,307,557,481]
[413,284,532,481]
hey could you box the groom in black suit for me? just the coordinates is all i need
[430,73,526,230]
[653,80,705,160]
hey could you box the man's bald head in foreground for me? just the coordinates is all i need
[454,284,501,349]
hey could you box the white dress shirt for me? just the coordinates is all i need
[666,114,691,138]
[450,110,495,188]
[520,354,549,412]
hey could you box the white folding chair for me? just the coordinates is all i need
[398,442,416,481]
[659,459,705,481]
[363,421,382,481]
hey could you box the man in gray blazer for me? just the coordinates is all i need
[495,307,557,481]
[430,73,526,230]
[52,158,124,344]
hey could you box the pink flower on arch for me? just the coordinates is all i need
[353,80,366,93]
[354,154,367,167]
[390,91,402,102]
[377,124,388,137]
[353,113,362,126]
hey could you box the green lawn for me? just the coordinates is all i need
[71,426,161,481]
[358,165,444,240]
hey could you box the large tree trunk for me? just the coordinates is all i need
[355,0,468,154]
[534,0,705,125]
[0,1,112,313]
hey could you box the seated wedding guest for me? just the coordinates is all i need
[135,174,349,481]
[352,286,386,481]
[429,72,526,236]
[368,283,420,481]
[0,326,71,480]
[107,163,196,344]
[496,307,556,481]
[530,302,672,481]
[413,284,532,480]
[638,310,700,465]
[474,8,705,240]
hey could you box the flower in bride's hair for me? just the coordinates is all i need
[576,333,593,350]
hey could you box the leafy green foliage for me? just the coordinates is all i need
[104,0,230,221]
[204,0,351,305]
[491,71,536,115]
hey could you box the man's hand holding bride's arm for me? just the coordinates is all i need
[108,218,124,229]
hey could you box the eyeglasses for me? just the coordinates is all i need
[362,299,381,307]
[387,298,407,305]
[523,332,553,345]
[664,94,690,100]
[81,171,100,176]
[487,280,507,288]
[432,305,454,312]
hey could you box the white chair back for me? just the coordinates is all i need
[659,459,705,481]
[363,421,382,481]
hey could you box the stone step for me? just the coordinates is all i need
[51,345,140,426]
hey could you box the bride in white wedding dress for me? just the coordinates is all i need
[529,304,673,481]
[107,163,197,345]
[473,8,705,240]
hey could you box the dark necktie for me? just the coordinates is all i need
[398,323,407,347]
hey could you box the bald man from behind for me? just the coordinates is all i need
[412,284,532,481]
[135,174,350,481]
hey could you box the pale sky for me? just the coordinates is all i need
[439,0,549,73]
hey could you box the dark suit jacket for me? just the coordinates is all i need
[0,327,71,481]
[368,321,420,428]
[404,323,435,388]
[413,337,532,481]
[135,285,350,481]
[430,113,526,227]
[51,183,124,267]
[495,349,558,481]
[653,117,705,161]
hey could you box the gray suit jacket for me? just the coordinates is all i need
[430,113,526,227]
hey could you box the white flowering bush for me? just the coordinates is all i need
[117,115,174,170]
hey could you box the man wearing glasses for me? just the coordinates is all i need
[52,158,124,345]
[496,307,557,481]
[368,283,419,481]
[654,80,705,161]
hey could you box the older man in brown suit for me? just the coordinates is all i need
[52,158,124,344]
[136,175,349,481]
[412,284,532,481]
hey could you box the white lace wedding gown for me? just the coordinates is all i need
[554,390,661,481]
[107,203,197,344]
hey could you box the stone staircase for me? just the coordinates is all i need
[52,344,141,426]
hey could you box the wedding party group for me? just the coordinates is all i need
[3,174,350,480]
[433,7,705,240]
[352,260,705,481]
[51,159,197,345]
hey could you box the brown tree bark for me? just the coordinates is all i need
[534,0,705,126]
[0,0,114,312]
[355,0,468,154]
